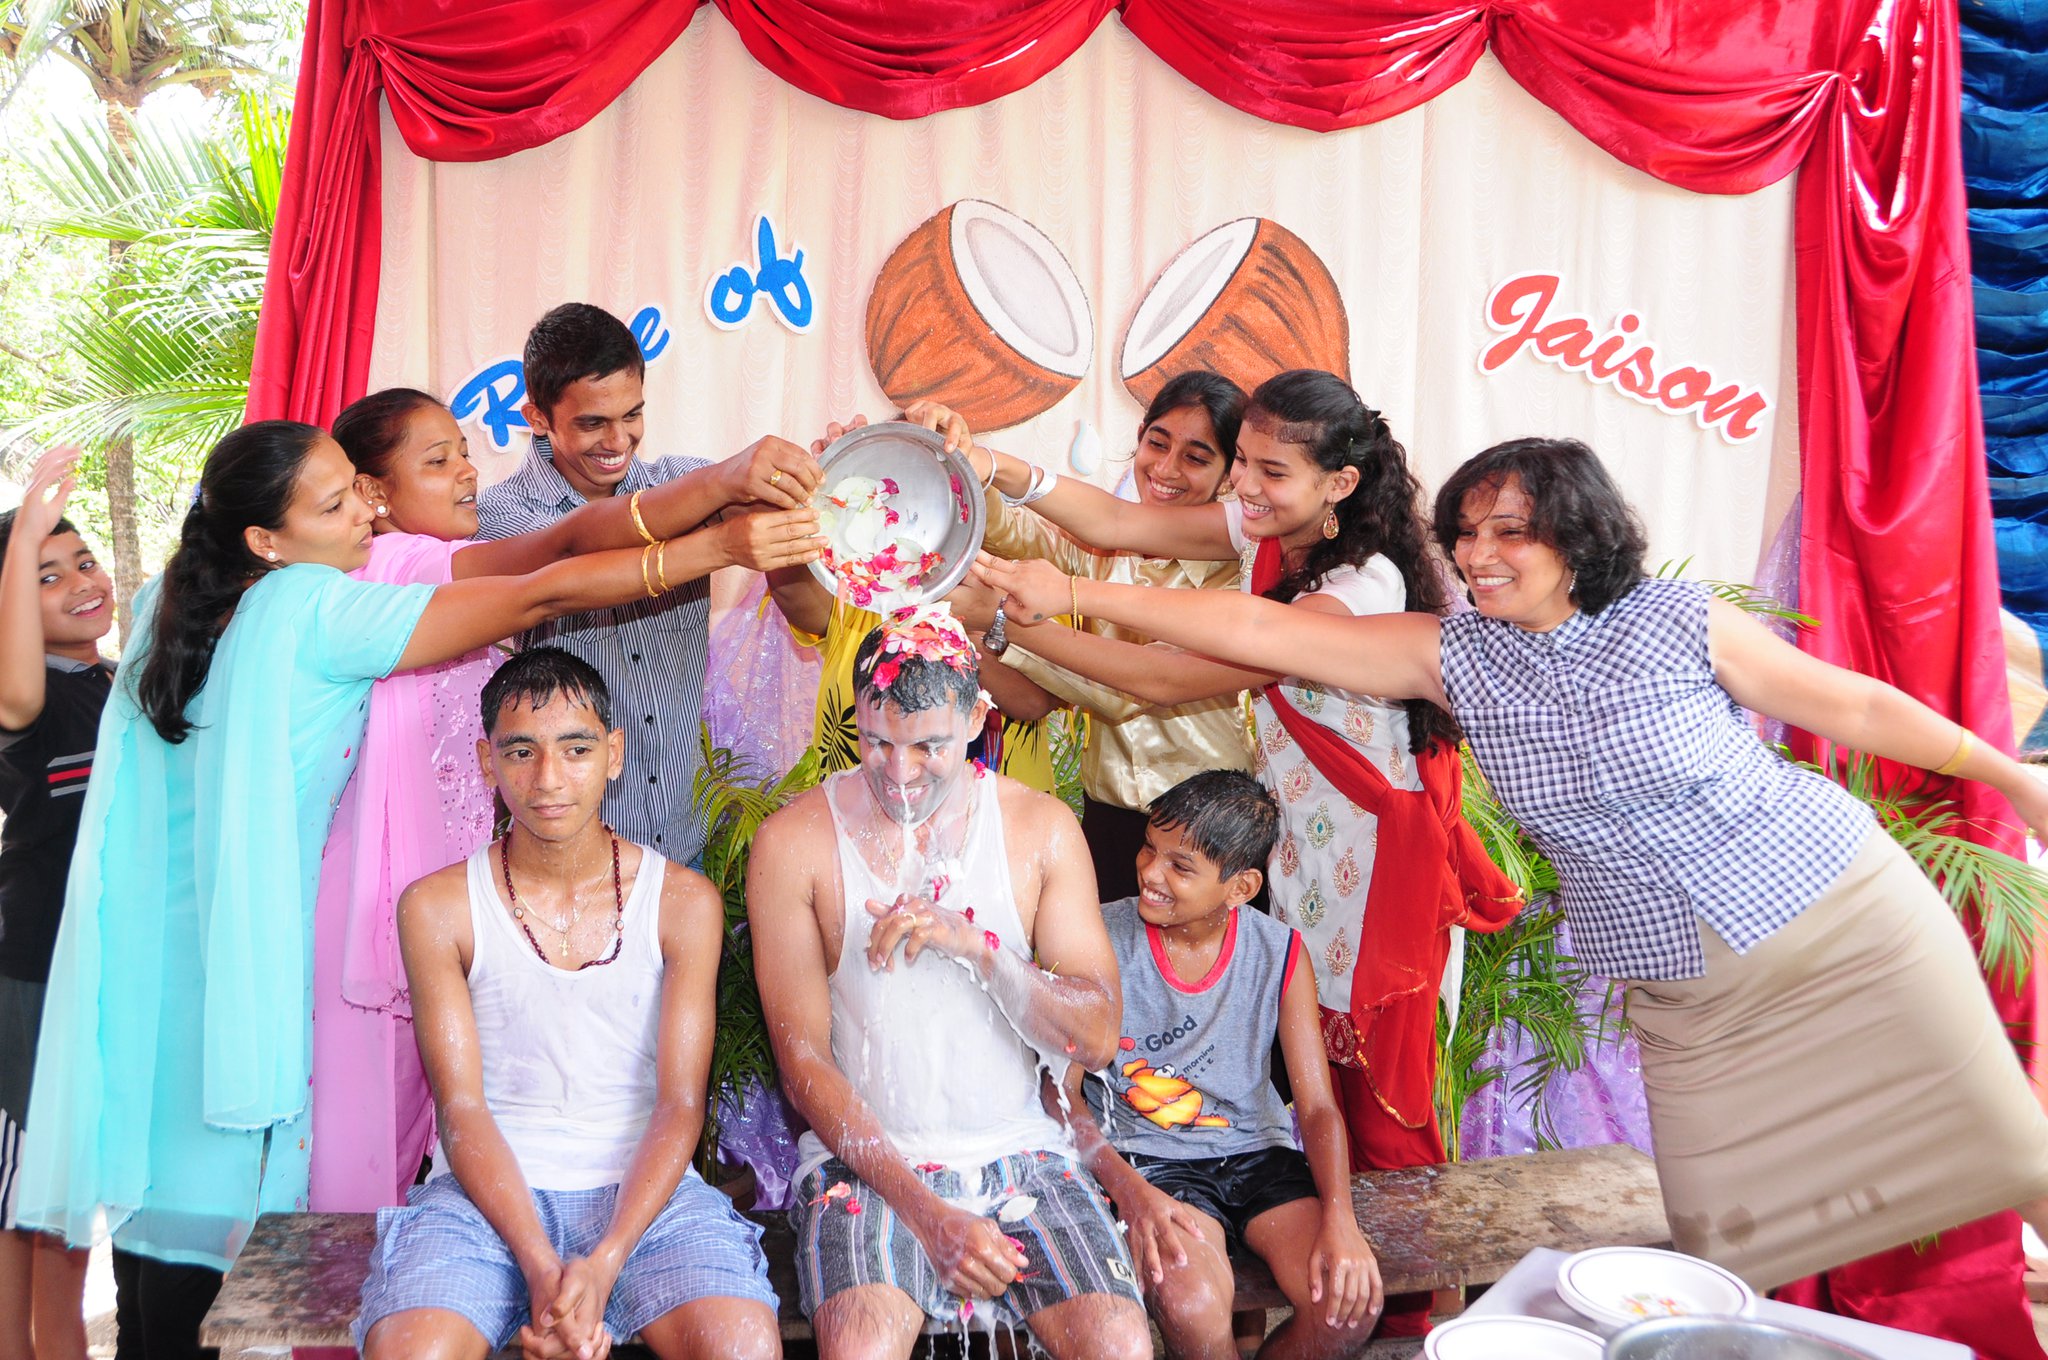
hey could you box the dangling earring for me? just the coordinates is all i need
[1320,509,1340,540]
[1565,569,1577,600]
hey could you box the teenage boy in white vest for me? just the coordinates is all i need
[747,604,1150,1360]
[356,647,779,1360]
[1065,769,1384,1360]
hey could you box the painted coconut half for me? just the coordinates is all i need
[866,199,1093,432]
[1119,218,1349,409]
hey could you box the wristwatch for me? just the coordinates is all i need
[984,604,1010,656]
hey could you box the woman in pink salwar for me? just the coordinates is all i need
[309,389,825,1210]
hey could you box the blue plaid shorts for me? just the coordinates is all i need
[354,1169,776,1349]
[792,1149,1140,1329]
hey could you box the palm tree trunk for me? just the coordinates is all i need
[102,98,143,639]
[102,431,142,636]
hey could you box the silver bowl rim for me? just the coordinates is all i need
[805,420,987,608]
[1603,1314,1880,1360]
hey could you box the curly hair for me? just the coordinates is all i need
[1248,370,1454,752]
[1432,437,1648,615]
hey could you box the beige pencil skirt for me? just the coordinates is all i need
[1624,827,2048,1291]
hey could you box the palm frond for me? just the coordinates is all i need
[690,728,824,1174]
[17,88,285,467]
[1655,557,1815,628]
[1824,753,2048,985]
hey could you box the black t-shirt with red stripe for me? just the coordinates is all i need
[0,658,111,982]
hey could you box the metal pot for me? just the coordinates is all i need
[1605,1316,1880,1360]
[807,421,986,608]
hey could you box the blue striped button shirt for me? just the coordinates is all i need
[475,438,713,863]
[1440,578,1874,981]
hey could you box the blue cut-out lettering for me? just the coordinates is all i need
[703,215,814,333]
[449,359,529,452]
[630,305,671,362]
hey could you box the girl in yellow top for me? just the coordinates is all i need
[970,372,1256,900]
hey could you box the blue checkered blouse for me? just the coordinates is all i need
[1439,578,1874,981]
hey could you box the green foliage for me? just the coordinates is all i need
[20,92,284,455]
[1,1,293,115]
[1439,750,1608,1153]
[1825,752,2048,986]
[1047,708,1085,818]
[691,728,822,1174]
[1654,557,1815,628]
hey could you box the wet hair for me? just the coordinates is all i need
[1142,371,1247,470]
[1247,369,1454,752]
[523,303,645,417]
[851,625,981,717]
[1433,437,1648,616]
[331,387,445,479]
[0,507,80,563]
[137,420,325,744]
[1147,770,1278,880]
[480,646,614,737]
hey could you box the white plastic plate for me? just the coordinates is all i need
[1423,1315,1604,1360]
[1556,1245,1756,1328]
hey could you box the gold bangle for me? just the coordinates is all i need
[655,540,671,594]
[1933,728,1975,778]
[1068,573,1080,624]
[640,542,660,599]
[628,489,658,546]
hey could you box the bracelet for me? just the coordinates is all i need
[1933,728,1975,777]
[639,542,661,599]
[1018,467,1058,505]
[999,464,1059,507]
[655,539,671,594]
[1069,573,1080,623]
[628,489,658,546]
[974,448,999,491]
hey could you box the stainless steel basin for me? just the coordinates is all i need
[1605,1317,1879,1360]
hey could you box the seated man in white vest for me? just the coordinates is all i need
[748,605,1149,1360]
[356,647,779,1360]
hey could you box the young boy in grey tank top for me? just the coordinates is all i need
[1065,771,1386,1357]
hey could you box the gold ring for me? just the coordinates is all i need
[768,469,783,487]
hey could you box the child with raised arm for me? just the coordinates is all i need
[1067,770,1384,1360]
[0,447,102,1360]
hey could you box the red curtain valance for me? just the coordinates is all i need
[245,10,2033,1345]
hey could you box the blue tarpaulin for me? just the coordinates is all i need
[1964,1,2048,749]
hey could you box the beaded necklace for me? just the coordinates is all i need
[499,833,623,970]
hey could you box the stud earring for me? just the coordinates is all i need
[374,504,389,518]
[265,550,280,562]
[1321,510,1340,540]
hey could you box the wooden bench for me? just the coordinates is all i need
[200,1144,1665,1352]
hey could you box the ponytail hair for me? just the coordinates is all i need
[137,420,325,743]
[331,387,444,479]
[1247,369,1455,752]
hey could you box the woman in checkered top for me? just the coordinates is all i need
[978,434,2048,1293]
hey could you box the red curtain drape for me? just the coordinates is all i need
[246,3,2031,1350]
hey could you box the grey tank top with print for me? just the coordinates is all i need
[1085,897,1304,1161]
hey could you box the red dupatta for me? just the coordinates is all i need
[1252,538,1523,1130]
